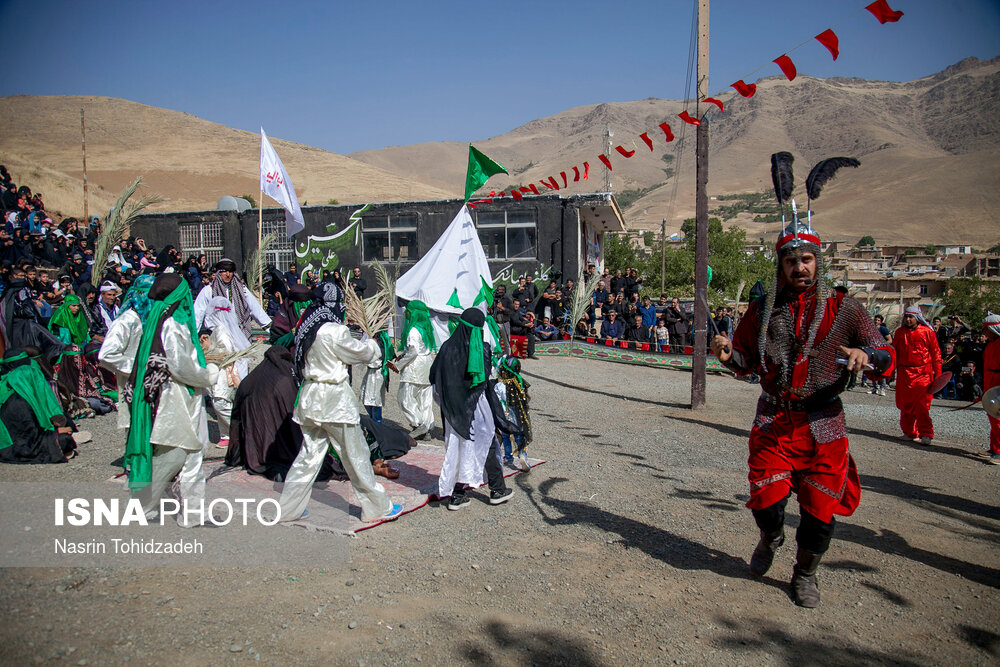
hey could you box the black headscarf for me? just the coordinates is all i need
[429,308,492,439]
[292,281,344,381]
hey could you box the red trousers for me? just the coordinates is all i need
[747,408,860,524]
[896,382,933,439]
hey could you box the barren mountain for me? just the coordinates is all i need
[1,57,997,246]
[0,96,453,219]
[350,57,1000,246]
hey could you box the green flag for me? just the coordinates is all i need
[464,145,508,201]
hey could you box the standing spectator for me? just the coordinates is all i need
[348,267,366,297]
[490,283,513,355]
[284,263,300,288]
[510,299,537,359]
[937,341,962,399]
[714,306,733,337]
[610,269,625,295]
[511,276,536,309]
[664,297,691,354]
[639,296,657,328]
[591,280,609,324]
[869,314,892,396]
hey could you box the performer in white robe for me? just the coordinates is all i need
[124,274,219,526]
[201,295,251,447]
[279,282,401,523]
[429,308,514,510]
[394,300,436,438]
[194,258,271,336]
[98,274,155,428]
[358,331,391,423]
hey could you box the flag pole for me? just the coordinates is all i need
[257,186,264,300]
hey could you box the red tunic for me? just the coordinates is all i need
[730,288,894,523]
[984,337,1000,454]
[891,325,941,439]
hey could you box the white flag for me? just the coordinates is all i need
[259,128,305,237]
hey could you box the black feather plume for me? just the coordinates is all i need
[806,157,860,201]
[770,152,795,205]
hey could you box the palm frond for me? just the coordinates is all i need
[245,231,277,295]
[93,177,165,276]
[370,260,400,337]
[343,283,393,340]
[568,270,602,346]
[205,340,267,368]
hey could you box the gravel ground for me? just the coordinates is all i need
[0,356,998,665]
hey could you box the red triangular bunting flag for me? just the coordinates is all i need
[659,122,675,141]
[598,154,613,171]
[731,79,757,98]
[583,161,590,179]
[540,176,560,191]
[511,189,523,200]
[572,166,581,182]
[866,0,903,24]
[815,29,839,60]
[519,186,531,193]
[639,132,653,150]
[678,110,700,126]
[560,171,568,188]
[527,184,540,195]
[615,145,636,158]
[773,54,797,81]
[704,97,724,113]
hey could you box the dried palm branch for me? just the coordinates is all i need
[343,282,393,340]
[568,269,603,350]
[204,340,267,368]
[246,231,277,297]
[93,177,165,277]
[370,259,400,336]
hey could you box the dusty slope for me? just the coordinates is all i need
[0,95,453,219]
[351,57,1000,245]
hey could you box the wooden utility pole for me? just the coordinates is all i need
[691,0,710,409]
[660,218,667,295]
[81,108,89,222]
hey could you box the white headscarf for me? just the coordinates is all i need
[203,296,251,351]
[904,305,931,329]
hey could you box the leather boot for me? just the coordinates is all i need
[790,549,823,608]
[749,530,784,576]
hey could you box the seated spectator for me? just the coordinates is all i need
[600,310,623,342]
[936,341,962,398]
[510,298,537,359]
[624,314,651,343]
[575,317,593,338]
[533,316,559,342]
[0,348,78,464]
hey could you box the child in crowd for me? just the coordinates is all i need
[655,316,669,351]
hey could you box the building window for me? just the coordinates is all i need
[260,218,295,271]
[362,213,418,262]
[475,209,537,260]
[178,221,224,267]
[919,284,928,295]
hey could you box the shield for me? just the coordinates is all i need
[926,371,953,396]
[984,386,1000,419]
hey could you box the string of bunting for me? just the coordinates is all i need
[469,0,903,207]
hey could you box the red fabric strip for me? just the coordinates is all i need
[731,79,757,98]
[598,154,613,171]
[615,145,636,158]
[659,122,675,141]
[639,132,653,150]
[583,162,590,179]
[704,97,724,113]
[586,338,594,344]
[560,171,568,188]
[815,29,839,60]
[774,54,797,81]
[678,110,700,126]
[511,189,523,200]
[527,184,540,195]
[540,176,560,191]
[619,341,628,349]
[519,186,531,193]
[866,0,903,24]
[572,166,581,182]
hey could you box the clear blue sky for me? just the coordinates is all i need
[2,0,997,154]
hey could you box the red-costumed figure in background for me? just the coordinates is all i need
[892,305,942,445]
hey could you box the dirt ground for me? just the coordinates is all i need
[0,356,997,666]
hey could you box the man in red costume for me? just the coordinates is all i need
[710,214,894,608]
[975,312,1000,465]
[892,306,942,445]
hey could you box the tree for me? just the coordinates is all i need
[240,194,257,208]
[924,244,937,256]
[941,277,1000,325]
[858,235,876,247]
